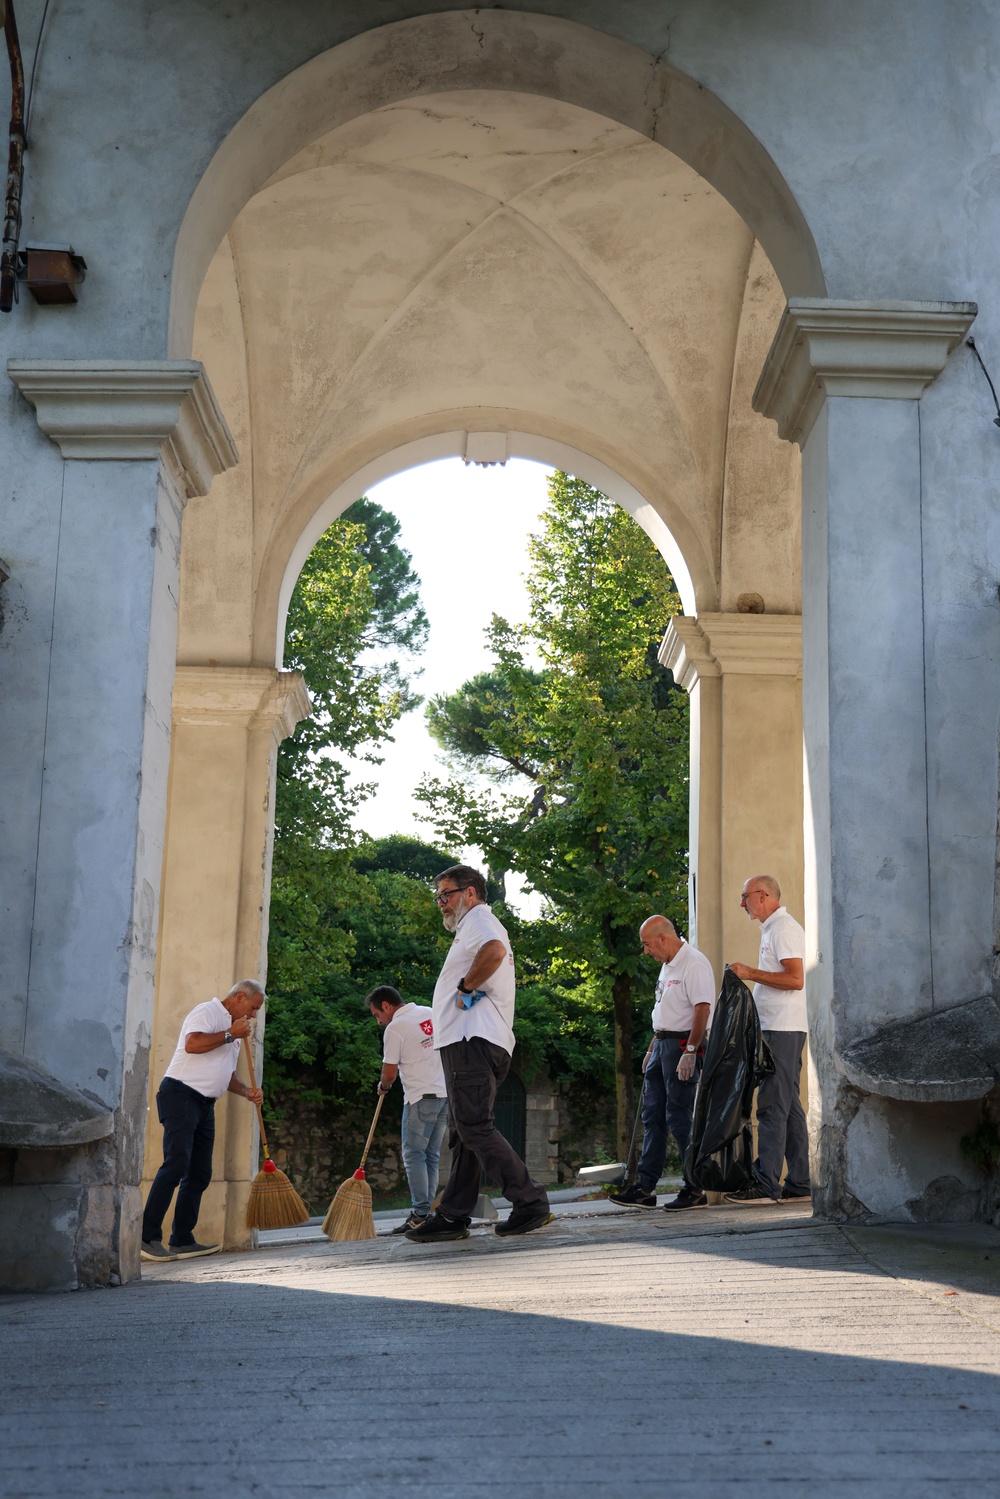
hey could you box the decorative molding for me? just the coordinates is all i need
[752,299,977,446]
[659,616,718,690]
[6,359,239,499]
[660,613,801,689]
[172,666,311,742]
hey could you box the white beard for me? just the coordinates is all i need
[442,890,474,932]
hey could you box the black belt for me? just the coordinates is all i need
[653,1030,688,1040]
[421,1092,444,1099]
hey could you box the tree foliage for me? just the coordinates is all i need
[417,472,689,1151]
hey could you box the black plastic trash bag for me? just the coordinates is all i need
[685,966,774,1193]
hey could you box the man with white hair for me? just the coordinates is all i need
[140,979,265,1260]
[727,876,811,1206]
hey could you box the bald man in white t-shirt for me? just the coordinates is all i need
[727,875,811,1206]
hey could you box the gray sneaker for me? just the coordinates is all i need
[140,1240,177,1262]
[167,1239,221,1259]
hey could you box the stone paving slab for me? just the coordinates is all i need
[4,1208,1000,1497]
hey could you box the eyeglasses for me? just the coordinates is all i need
[741,890,764,904]
[434,886,468,906]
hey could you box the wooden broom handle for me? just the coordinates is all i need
[241,1040,271,1161]
[360,1093,385,1170]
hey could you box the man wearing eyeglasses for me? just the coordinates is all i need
[725,875,811,1206]
[405,865,553,1242]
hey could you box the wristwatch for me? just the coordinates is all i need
[224,1030,235,1045]
[684,1042,698,1054]
[457,979,473,995]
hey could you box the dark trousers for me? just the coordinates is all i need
[636,1036,700,1192]
[141,1077,217,1246]
[754,1030,810,1199]
[437,1037,548,1220]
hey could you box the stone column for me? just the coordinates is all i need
[142,666,310,1250]
[753,300,978,1218]
[660,613,803,981]
[1,361,237,1290]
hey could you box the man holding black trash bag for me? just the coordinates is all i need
[404,864,553,1243]
[609,915,715,1212]
[726,875,811,1206]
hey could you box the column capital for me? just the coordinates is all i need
[752,299,977,446]
[660,612,801,688]
[6,359,238,499]
[172,666,311,741]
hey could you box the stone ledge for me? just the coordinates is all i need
[6,359,238,499]
[753,299,977,446]
[0,1050,114,1149]
[839,995,1000,1103]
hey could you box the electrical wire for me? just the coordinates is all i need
[24,0,51,145]
[966,337,1000,429]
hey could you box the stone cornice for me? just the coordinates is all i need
[660,613,801,688]
[752,299,977,446]
[6,359,239,499]
[659,616,718,690]
[172,666,311,741]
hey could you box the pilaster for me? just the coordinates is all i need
[661,613,802,982]
[145,666,310,1250]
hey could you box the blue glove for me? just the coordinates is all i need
[455,986,487,1010]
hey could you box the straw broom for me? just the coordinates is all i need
[322,1093,385,1242]
[243,1043,310,1230]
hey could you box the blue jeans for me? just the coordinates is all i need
[636,1037,700,1193]
[401,1095,449,1215]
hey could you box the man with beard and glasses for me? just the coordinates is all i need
[405,865,553,1242]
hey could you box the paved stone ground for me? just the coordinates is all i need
[4,1204,1000,1497]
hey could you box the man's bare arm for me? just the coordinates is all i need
[463,939,507,990]
[728,957,803,990]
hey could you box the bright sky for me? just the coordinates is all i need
[346,456,553,908]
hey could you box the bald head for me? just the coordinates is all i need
[740,875,781,923]
[640,915,682,963]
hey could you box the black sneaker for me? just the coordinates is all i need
[662,1188,708,1211]
[722,1184,779,1206]
[404,1211,471,1243]
[140,1240,177,1262]
[608,1183,657,1207]
[494,1207,555,1237]
[391,1213,427,1235]
[780,1186,811,1202]
[167,1239,221,1258]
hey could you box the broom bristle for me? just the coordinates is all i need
[246,1166,310,1230]
[322,1174,376,1242]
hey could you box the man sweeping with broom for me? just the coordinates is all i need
[141,979,265,1261]
[405,866,553,1243]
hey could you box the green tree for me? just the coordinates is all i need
[266,500,429,1075]
[417,472,689,1152]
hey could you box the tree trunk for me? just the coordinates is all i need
[612,971,634,1160]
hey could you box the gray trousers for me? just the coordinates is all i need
[754,1030,810,1199]
[437,1036,549,1220]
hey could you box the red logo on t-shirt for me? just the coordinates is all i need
[420,1019,433,1036]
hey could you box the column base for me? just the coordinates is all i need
[0,1147,142,1291]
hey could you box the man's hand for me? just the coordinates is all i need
[377,1080,392,1095]
[641,1050,652,1075]
[230,1015,252,1039]
[454,987,486,1010]
[246,1087,263,1105]
[728,962,752,982]
[676,1052,696,1082]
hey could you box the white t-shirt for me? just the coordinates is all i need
[650,941,716,1032]
[163,997,241,1099]
[432,902,516,1054]
[753,906,807,1030]
[381,1003,448,1104]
